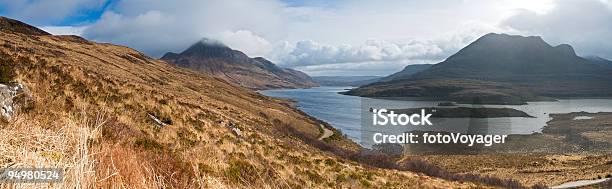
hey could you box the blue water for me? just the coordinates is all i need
[260,87,363,142]
[261,86,612,145]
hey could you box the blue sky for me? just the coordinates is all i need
[55,0,113,25]
[1,0,611,76]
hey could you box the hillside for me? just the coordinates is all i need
[378,64,433,82]
[585,56,612,69]
[344,33,612,104]
[0,16,490,188]
[161,40,317,90]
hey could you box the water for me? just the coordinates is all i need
[260,86,363,142]
[260,86,612,145]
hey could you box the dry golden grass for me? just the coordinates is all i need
[0,110,99,188]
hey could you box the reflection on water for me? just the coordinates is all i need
[260,86,612,145]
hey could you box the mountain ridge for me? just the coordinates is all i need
[344,33,612,104]
[161,39,318,90]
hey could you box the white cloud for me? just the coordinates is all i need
[502,0,612,59]
[82,10,189,56]
[272,22,509,68]
[218,30,272,58]
[81,0,285,57]
[40,26,88,36]
[276,39,444,67]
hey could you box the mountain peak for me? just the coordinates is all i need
[184,38,229,53]
[446,33,557,65]
[180,38,241,59]
[554,44,576,56]
[0,16,50,36]
[194,38,227,48]
[475,33,548,47]
[161,39,317,89]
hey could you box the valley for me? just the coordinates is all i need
[0,17,487,188]
[2,9,612,188]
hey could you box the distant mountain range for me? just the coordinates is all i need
[312,65,433,87]
[161,39,317,90]
[343,33,612,104]
[312,76,381,86]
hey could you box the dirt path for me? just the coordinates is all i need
[318,124,334,140]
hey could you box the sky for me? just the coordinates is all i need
[1,0,611,76]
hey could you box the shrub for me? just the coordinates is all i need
[0,55,16,84]
[161,117,173,125]
[198,163,215,174]
[304,170,323,183]
[133,137,164,152]
[226,158,259,184]
[176,128,197,147]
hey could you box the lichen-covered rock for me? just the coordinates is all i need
[0,83,31,120]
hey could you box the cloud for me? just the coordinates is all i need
[82,10,190,57]
[81,0,285,57]
[274,25,506,76]
[296,60,432,76]
[502,0,612,59]
[276,39,444,67]
[218,30,272,58]
[40,26,88,36]
[0,0,107,25]
[273,22,507,67]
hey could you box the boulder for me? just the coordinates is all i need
[0,83,31,120]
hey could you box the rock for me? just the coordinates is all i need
[372,143,404,157]
[147,113,167,128]
[0,83,30,120]
[227,122,242,137]
[231,127,242,137]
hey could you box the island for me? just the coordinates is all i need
[389,107,534,118]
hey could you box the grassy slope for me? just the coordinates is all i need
[0,25,480,188]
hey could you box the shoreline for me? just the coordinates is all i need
[413,111,612,186]
[263,87,612,187]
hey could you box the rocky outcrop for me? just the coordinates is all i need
[0,83,31,120]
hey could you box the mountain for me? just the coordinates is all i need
[343,33,612,104]
[0,16,50,35]
[584,56,612,69]
[0,17,480,188]
[311,64,432,87]
[312,76,381,86]
[378,64,433,82]
[161,40,317,90]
